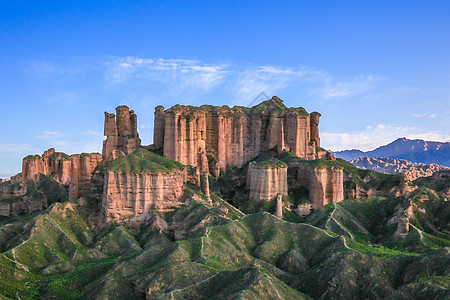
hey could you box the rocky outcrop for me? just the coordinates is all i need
[22,148,72,184]
[154,97,321,175]
[388,201,414,237]
[296,163,344,209]
[0,180,48,217]
[21,149,102,200]
[351,157,450,181]
[247,159,288,201]
[275,193,283,218]
[0,181,26,199]
[101,149,197,224]
[103,105,141,160]
[0,193,48,217]
[68,153,102,200]
[103,170,187,223]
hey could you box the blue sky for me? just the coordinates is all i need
[1,1,449,177]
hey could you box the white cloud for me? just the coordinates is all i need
[36,131,65,139]
[314,74,380,99]
[234,66,308,102]
[0,144,33,153]
[321,124,450,151]
[412,113,437,118]
[105,57,229,92]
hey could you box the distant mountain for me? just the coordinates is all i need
[335,138,450,167]
[351,156,449,181]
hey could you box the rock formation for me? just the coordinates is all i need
[0,180,48,217]
[103,170,187,223]
[22,148,72,184]
[101,149,197,224]
[200,171,211,202]
[296,163,344,209]
[21,149,102,200]
[68,153,102,200]
[275,193,283,218]
[388,201,414,237]
[0,194,47,217]
[153,97,321,176]
[103,105,141,160]
[247,159,288,201]
[0,181,26,199]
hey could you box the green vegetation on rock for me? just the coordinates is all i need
[106,148,185,174]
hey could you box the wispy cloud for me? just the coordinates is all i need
[234,66,308,102]
[105,57,229,92]
[314,74,380,99]
[322,124,450,151]
[36,131,65,139]
[412,113,437,118]
[0,144,33,153]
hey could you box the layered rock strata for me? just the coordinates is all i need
[247,159,288,201]
[103,170,187,222]
[153,97,321,175]
[0,194,47,217]
[21,149,102,200]
[68,153,103,200]
[296,163,344,209]
[0,181,26,199]
[0,181,48,216]
[103,105,141,160]
[102,149,196,223]
[22,148,72,184]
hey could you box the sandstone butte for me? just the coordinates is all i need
[2,96,345,221]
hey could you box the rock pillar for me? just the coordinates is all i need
[102,105,141,160]
[275,193,283,218]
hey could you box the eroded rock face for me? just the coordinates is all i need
[297,164,344,209]
[100,149,200,224]
[0,181,26,199]
[102,170,188,223]
[103,105,141,160]
[154,97,321,175]
[68,153,102,200]
[21,149,102,200]
[22,148,72,184]
[0,194,48,217]
[0,181,47,217]
[247,159,288,201]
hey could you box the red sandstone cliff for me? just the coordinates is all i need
[101,149,200,224]
[246,159,288,201]
[153,97,321,176]
[21,149,102,200]
[103,105,141,160]
[296,164,344,209]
